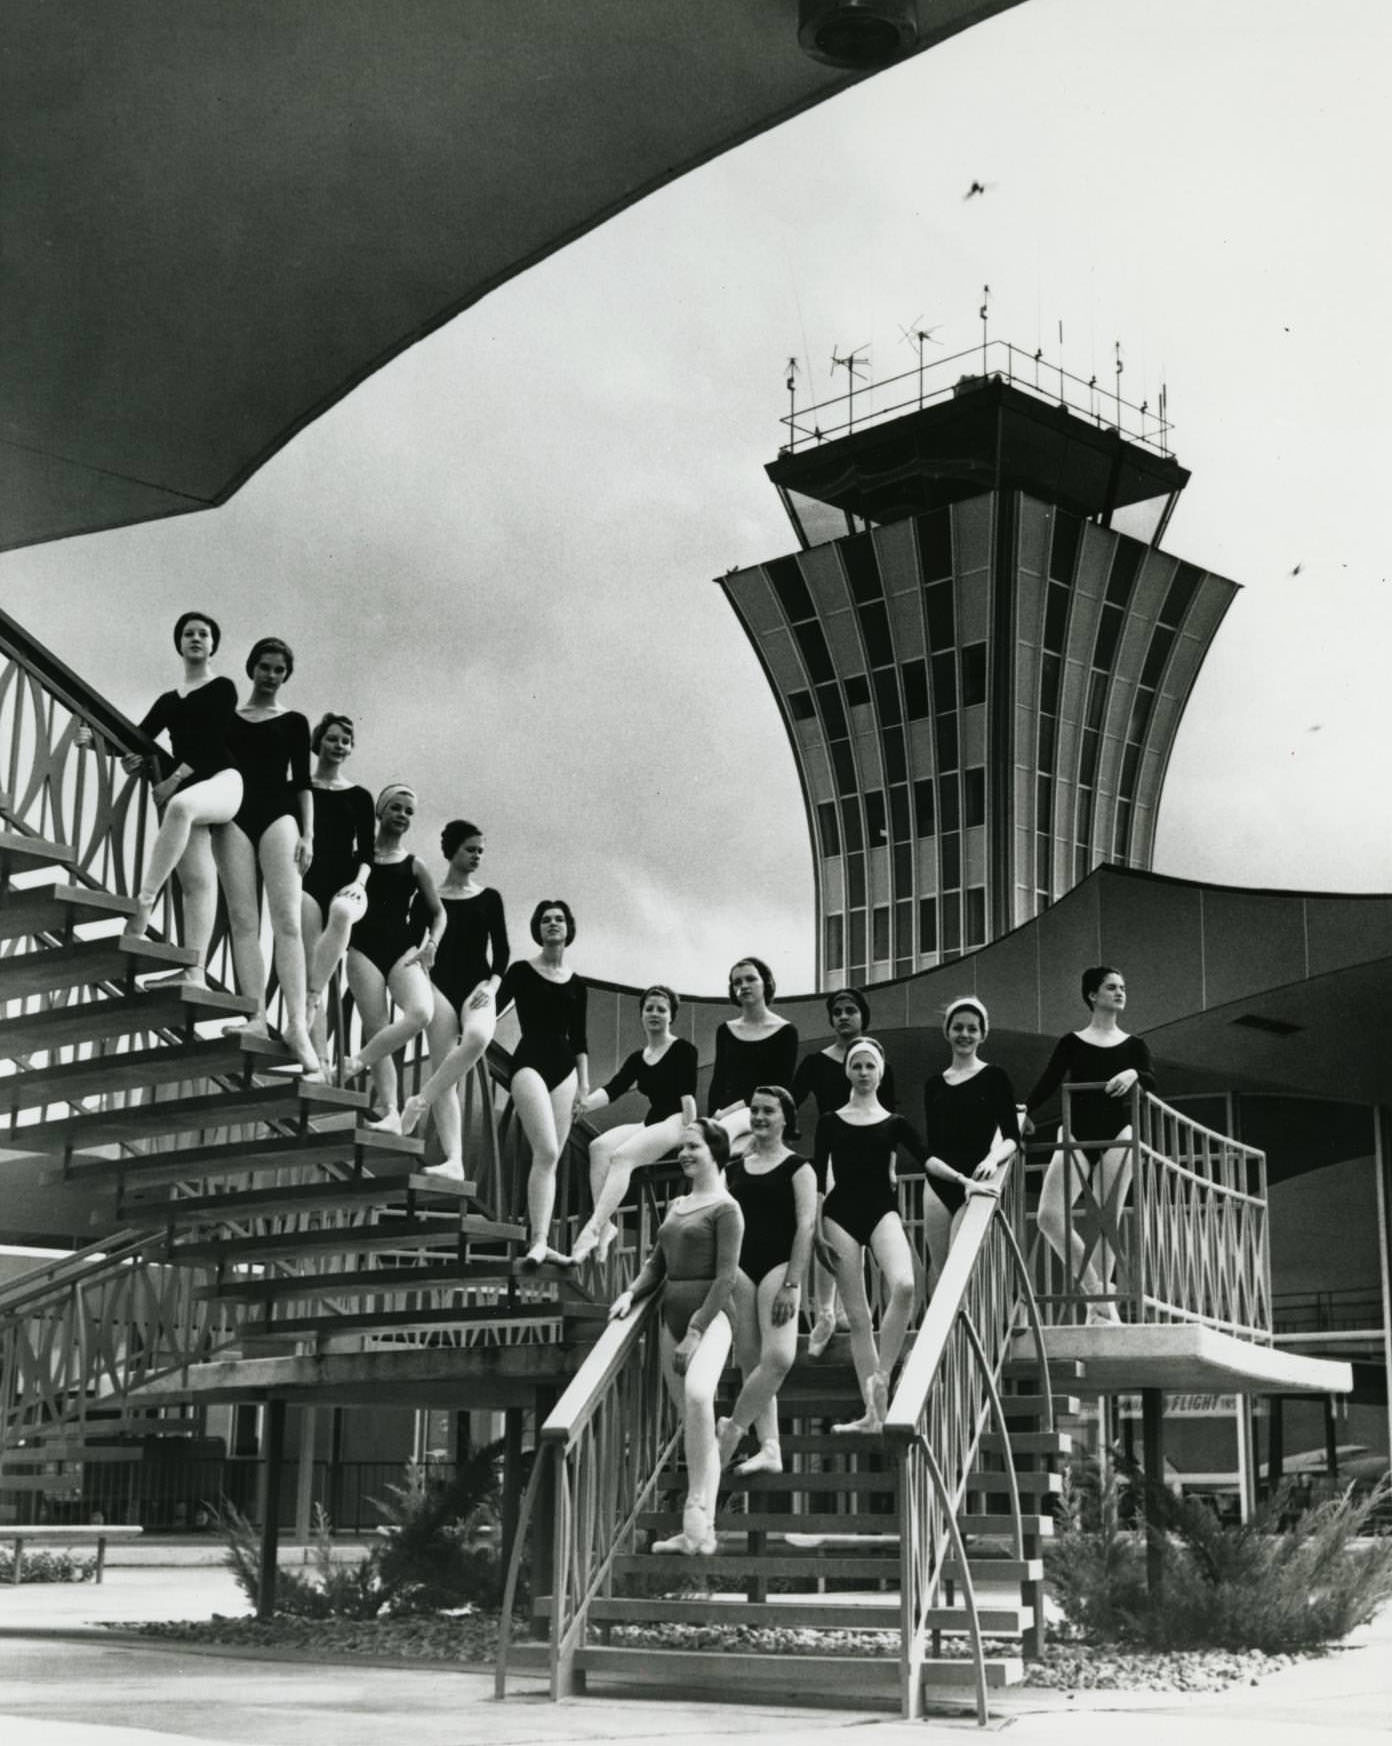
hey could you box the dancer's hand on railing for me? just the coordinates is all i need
[608,1289,634,1322]
[150,772,182,806]
[964,1177,1002,1200]
[1104,1068,1139,1097]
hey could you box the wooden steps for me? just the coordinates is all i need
[0,829,75,882]
[2,1032,287,1116]
[170,1214,525,1264]
[615,1549,900,1580]
[0,881,138,943]
[128,1170,473,1227]
[22,1077,362,1154]
[0,983,255,1055]
[58,1127,373,1191]
[0,935,198,999]
[537,1593,1033,1636]
[201,1259,520,1304]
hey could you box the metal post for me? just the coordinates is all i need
[1324,1396,1339,1481]
[499,1407,524,1580]
[1235,1397,1256,1524]
[257,1400,286,1619]
[1140,1388,1164,1597]
[1267,1394,1285,1495]
[293,1408,317,1541]
[1374,1107,1392,1476]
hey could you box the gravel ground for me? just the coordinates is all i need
[110,1612,1319,1692]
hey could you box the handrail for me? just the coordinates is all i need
[883,1154,1045,1725]
[540,1295,657,1451]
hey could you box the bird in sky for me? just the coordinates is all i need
[964,180,993,200]
[1290,563,1303,577]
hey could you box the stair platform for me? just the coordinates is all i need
[1,935,198,1000]
[0,829,75,882]
[22,1077,363,1154]
[203,1258,523,1303]
[0,881,138,943]
[0,984,255,1055]
[127,1169,472,1226]
[3,1031,292,1116]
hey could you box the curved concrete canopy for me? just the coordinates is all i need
[0,0,1024,554]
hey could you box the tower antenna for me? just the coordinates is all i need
[829,343,870,434]
[979,285,991,376]
[785,356,800,445]
[898,317,942,409]
[1114,340,1124,432]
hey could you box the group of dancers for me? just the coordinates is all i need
[608,962,1153,1554]
[116,612,1156,1558]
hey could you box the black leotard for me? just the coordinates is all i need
[497,960,588,1092]
[793,1048,898,1120]
[1025,1034,1155,1150]
[921,1063,1021,1214]
[817,1111,928,1246]
[629,1195,744,1339]
[602,1038,699,1125]
[431,888,511,1013]
[707,1021,800,1115]
[349,856,421,979]
[227,711,311,846]
[726,1151,815,1284]
[303,783,375,920]
[138,677,238,784]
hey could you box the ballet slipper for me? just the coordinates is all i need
[652,1503,715,1556]
[284,1020,321,1079]
[122,893,155,943]
[594,1219,619,1262]
[567,1222,600,1266]
[736,1439,783,1477]
[424,1158,466,1182]
[716,1416,742,1467]
[365,1108,402,1134]
[340,1054,365,1081]
[521,1239,549,1269]
[400,1094,428,1137]
[807,1311,836,1358]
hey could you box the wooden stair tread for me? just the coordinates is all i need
[1002,1393,1078,1418]
[0,935,198,999]
[967,1468,1062,1494]
[171,1215,523,1262]
[249,1302,569,1338]
[980,1430,1073,1457]
[127,1171,475,1224]
[539,1595,1031,1635]
[677,1469,896,1496]
[24,1078,365,1152]
[0,984,256,1054]
[58,1127,378,1189]
[941,1556,1043,1582]
[639,1510,896,1535]
[0,881,138,942]
[614,1551,899,1579]
[3,1033,284,1115]
[203,1260,523,1302]
[0,829,75,875]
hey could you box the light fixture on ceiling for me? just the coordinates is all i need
[798,0,919,70]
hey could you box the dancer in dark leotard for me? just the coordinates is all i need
[494,900,589,1266]
[708,956,798,1156]
[792,987,898,1357]
[717,1085,817,1476]
[816,1038,988,1433]
[610,1118,743,1557]
[400,819,511,1181]
[341,784,445,1132]
[1025,965,1155,1324]
[919,997,1015,1281]
[299,713,375,1074]
[568,984,699,1266]
[118,611,243,983]
[210,637,318,1076]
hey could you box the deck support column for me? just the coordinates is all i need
[1140,1387,1164,1597]
[294,1407,317,1541]
[500,1406,524,1581]
[257,1399,286,1619]
[1235,1396,1256,1523]
[1267,1394,1285,1498]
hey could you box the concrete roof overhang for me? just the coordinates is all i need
[1,0,1023,554]
[1014,1326,1353,1397]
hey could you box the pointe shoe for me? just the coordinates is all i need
[832,1408,883,1435]
[424,1158,466,1182]
[521,1239,550,1269]
[807,1311,836,1358]
[716,1416,742,1467]
[400,1094,428,1137]
[340,1054,365,1081]
[652,1503,715,1556]
[1086,1302,1123,1327]
[594,1219,619,1262]
[365,1108,402,1134]
[737,1439,783,1477]
[568,1222,600,1266]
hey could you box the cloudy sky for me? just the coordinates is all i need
[3,0,1388,996]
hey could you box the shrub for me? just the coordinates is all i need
[0,1547,97,1585]
[1047,1466,1392,1653]
[209,1440,522,1621]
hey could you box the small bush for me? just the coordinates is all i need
[1048,1466,1392,1653]
[0,1547,97,1585]
[209,1440,522,1622]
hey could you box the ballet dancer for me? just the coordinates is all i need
[566,984,698,1266]
[120,610,242,975]
[609,1118,743,1556]
[493,900,588,1266]
[792,988,898,1357]
[717,1084,817,1476]
[817,1038,991,1433]
[400,819,511,1181]
[340,784,445,1131]
[919,997,1014,1282]
[707,956,798,1154]
[300,713,375,1072]
[1024,966,1154,1324]
[208,637,320,1074]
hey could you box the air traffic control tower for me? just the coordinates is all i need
[719,344,1239,989]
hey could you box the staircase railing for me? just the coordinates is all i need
[495,1292,676,1699]
[1024,1084,1271,1337]
[883,1156,1047,1725]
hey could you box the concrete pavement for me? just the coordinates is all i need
[0,1561,1388,1745]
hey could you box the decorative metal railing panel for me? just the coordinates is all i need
[1023,1084,1271,1339]
[884,1158,1045,1723]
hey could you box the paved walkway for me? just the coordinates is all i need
[0,1564,1388,1745]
